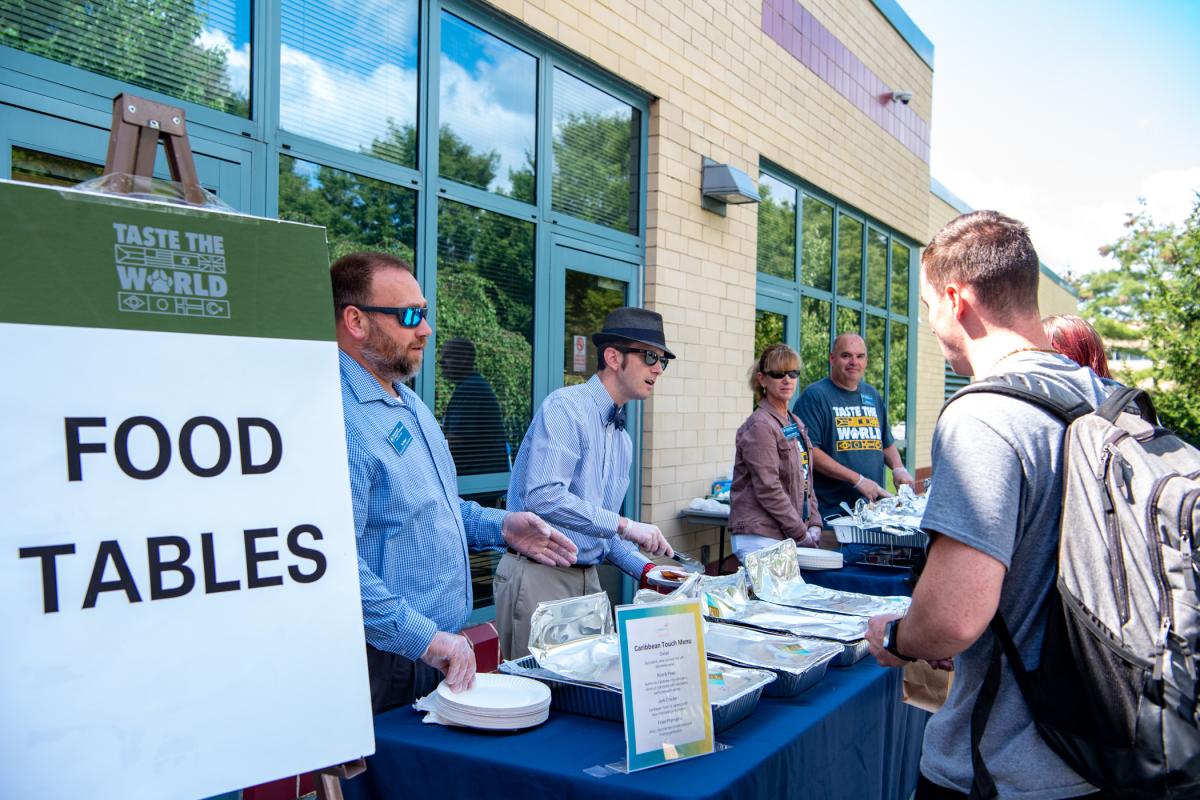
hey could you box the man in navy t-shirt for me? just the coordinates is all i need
[793,333,914,520]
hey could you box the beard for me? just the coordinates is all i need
[361,322,424,384]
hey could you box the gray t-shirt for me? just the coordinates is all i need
[920,352,1111,799]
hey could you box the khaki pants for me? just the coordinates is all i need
[493,551,601,660]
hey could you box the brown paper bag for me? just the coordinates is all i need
[902,660,954,713]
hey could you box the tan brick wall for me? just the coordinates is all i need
[484,0,932,552]
[1039,278,1078,318]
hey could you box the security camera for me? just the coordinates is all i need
[891,90,913,105]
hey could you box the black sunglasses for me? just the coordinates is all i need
[342,304,429,328]
[617,347,672,369]
[764,369,800,380]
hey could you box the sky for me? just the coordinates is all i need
[899,0,1200,279]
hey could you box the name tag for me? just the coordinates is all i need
[388,421,414,456]
[781,423,800,441]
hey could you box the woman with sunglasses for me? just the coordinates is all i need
[728,344,823,563]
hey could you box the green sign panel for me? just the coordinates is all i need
[0,180,334,340]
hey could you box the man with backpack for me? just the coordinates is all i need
[865,210,1114,798]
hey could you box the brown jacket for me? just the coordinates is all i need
[728,403,821,541]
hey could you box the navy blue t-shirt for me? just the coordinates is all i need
[792,377,893,520]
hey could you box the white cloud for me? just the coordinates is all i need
[195,28,250,100]
[1142,167,1200,226]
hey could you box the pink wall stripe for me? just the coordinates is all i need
[761,0,931,163]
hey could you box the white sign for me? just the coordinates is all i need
[573,334,587,373]
[616,599,713,772]
[0,324,373,800]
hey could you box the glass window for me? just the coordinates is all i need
[438,13,536,202]
[4,0,251,116]
[277,155,417,263]
[464,489,506,608]
[891,322,909,442]
[551,68,640,234]
[865,315,886,393]
[756,173,796,280]
[867,228,888,309]
[433,199,534,477]
[281,0,418,166]
[891,240,910,314]
[836,305,861,340]
[801,297,830,390]
[837,214,863,301]
[801,196,833,291]
[11,147,101,186]
[564,271,626,387]
[754,309,786,361]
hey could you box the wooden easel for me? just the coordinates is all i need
[102,92,206,205]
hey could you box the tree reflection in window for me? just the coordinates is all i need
[891,241,910,314]
[837,214,863,301]
[867,227,888,309]
[890,321,908,443]
[4,0,251,116]
[802,196,833,291]
[434,199,534,476]
[757,174,796,280]
[801,297,831,389]
[866,314,886,393]
[552,68,640,234]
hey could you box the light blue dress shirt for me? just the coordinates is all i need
[507,374,649,577]
[340,350,506,660]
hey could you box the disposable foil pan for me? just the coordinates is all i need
[703,623,841,697]
[500,655,774,733]
[634,571,870,666]
[744,539,911,618]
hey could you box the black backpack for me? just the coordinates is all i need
[942,374,1200,799]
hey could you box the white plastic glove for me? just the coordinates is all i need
[853,475,892,503]
[620,519,674,557]
[421,631,476,693]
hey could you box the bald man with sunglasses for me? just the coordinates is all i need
[496,307,676,660]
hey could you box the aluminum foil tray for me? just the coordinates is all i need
[703,623,841,697]
[831,521,929,548]
[500,656,773,733]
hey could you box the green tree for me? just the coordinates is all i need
[757,183,795,280]
[552,111,636,232]
[1,0,247,115]
[1087,196,1200,444]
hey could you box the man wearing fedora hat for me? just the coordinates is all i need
[496,307,676,659]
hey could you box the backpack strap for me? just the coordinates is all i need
[1096,385,1157,425]
[969,613,1037,799]
[941,373,1093,424]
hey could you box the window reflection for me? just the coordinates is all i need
[837,214,862,301]
[434,199,534,476]
[281,0,418,166]
[11,147,101,187]
[891,241,910,313]
[801,196,833,291]
[801,297,831,389]
[757,174,796,280]
[564,271,626,387]
[277,155,417,264]
[867,228,888,308]
[866,314,886,392]
[5,0,251,116]
[552,68,640,234]
[890,322,908,442]
[754,309,787,389]
[439,12,536,202]
[836,305,861,340]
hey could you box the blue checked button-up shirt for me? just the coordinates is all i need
[340,351,506,660]
[507,374,649,577]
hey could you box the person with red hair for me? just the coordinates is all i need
[1043,314,1112,378]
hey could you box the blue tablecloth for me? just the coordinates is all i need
[801,562,913,597]
[343,660,928,800]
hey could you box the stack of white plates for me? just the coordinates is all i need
[433,673,551,730]
[795,547,843,570]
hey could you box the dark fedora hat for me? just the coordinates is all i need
[591,307,675,359]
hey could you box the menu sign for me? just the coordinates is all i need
[615,598,714,772]
[0,180,374,800]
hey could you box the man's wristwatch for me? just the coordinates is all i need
[882,618,917,662]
